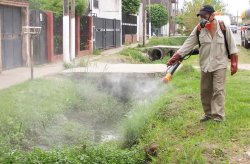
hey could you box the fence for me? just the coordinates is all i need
[93,17,121,50]
[53,15,63,55]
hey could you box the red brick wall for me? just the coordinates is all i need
[75,16,92,57]
[75,16,81,56]
[47,13,93,63]
[46,11,63,62]
[124,34,138,44]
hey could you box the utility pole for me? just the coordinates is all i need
[237,10,239,26]
[143,3,146,46]
[168,0,171,37]
[148,0,151,38]
[70,0,76,60]
[173,0,177,36]
[63,0,70,63]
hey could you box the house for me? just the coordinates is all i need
[141,0,178,36]
[0,0,123,73]
[0,0,29,73]
[88,0,122,49]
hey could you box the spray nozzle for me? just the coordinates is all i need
[162,73,172,83]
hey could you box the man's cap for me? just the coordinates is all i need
[196,5,215,17]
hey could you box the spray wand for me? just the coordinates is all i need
[163,49,199,83]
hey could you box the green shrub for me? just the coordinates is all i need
[0,144,145,163]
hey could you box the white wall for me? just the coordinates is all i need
[161,24,169,36]
[137,3,143,42]
[91,0,122,20]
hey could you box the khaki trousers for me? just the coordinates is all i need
[200,68,226,119]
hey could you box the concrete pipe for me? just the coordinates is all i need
[148,48,175,61]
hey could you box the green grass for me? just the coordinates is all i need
[93,49,102,55]
[148,36,188,46]
[0,78,77,148]
[1,35,250,163]
[0,67,249,163]
[0,76,145,163]
[238,46,250,63]
[133,65,250,163]
[119,48,151,63]
[1,143,144,163]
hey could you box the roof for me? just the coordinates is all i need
[0,0,29,7]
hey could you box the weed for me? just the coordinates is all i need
[119,48,150,63]
[78,58,89,67]
[63,62,75,69]
[93,49,102,55]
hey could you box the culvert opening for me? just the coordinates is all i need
[21,73,166,150]
[149,48,163,61]
[148,48,175,61]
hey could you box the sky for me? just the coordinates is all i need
[179,0,250,16]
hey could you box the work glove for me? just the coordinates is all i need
[230,54,238,76]
[167,53,182,66]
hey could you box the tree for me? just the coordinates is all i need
[147,4,168,28]
[28,0,87,16]
[176,14,185,34]
[180,0,225,34]
[75,0,87,16]
[122,0,140,14]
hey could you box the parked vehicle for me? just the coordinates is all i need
[229,25,237,33]
[241,8,250,49]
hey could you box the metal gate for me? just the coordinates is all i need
[0,5,23,70]
[80,16,90,50]
[54,15,63,55]
[93,17,121,50]
[30,10,48,65]
[122,14,137,44]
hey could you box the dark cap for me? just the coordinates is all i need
[196,5,215,17]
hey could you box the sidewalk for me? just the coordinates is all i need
[0,62,64,90]
[0,43,141,90]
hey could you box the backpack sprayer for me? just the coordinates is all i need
[163,49,199,83]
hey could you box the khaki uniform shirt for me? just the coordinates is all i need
[177,19,238,72]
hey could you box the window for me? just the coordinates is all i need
[94,0,99,9]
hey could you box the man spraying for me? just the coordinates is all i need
[167,5,238,122]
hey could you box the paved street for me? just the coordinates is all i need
[233,30,241,46]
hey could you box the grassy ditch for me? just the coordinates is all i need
[0,73,166,163]
[1,65,249,163]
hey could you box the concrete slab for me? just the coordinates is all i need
[151,45,181,49]
[63,63,168,74]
